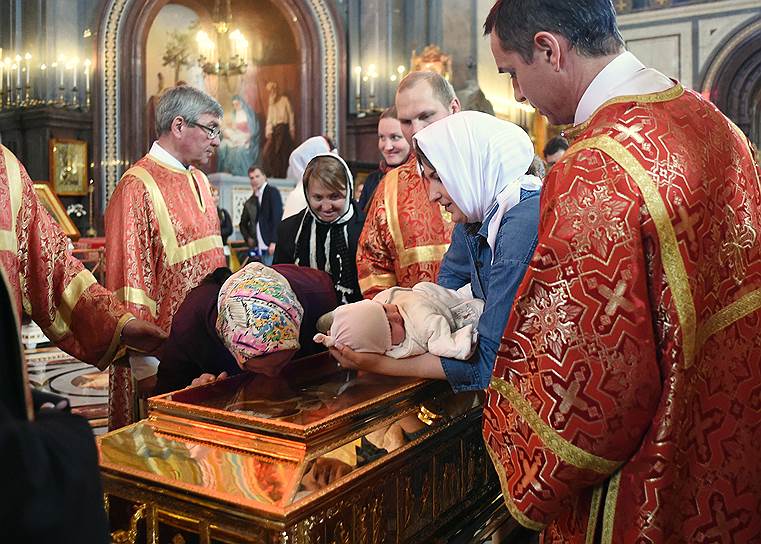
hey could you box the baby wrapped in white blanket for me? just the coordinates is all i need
[314,282,484,359]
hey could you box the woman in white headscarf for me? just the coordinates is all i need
[329,111,542,392]
[274,153,365,304]
[282,136,336,219]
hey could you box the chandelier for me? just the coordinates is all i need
[196,0,249,77]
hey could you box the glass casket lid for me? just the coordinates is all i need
[99,352,483,513]
[147,352,447,448]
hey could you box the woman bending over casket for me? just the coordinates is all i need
[153,263,337,394]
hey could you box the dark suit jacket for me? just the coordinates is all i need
[240,184,283,246]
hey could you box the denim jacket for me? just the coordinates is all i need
[437,189,540,392]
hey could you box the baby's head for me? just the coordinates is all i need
[314,300,405,352]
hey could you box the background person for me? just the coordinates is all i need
[542,135,568,167]
[356,71,461,299]
[282,135,336,219]
[210,184,233,245]
[357,106,411,212]
[275,154,365,304]
[239,165,283,266]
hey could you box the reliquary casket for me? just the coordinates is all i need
[98,353,509,543]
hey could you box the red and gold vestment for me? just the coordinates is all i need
[483,86,761,542]
[356,154,453,298]
[0,145,129,367]
[106,155,225,428]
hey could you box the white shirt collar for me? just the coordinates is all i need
[574,51,675,126]
[149,141,188,171]
[256,182,267,199]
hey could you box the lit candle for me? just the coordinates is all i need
[83,59,91,93]
[353,66,361,97]
[57,55,65,87]
[72,59,79,88]
[5,59,13,96]
[24,53,31,87]
[40,64,47,100]
[368,64,377,96]
[15,55,21,89]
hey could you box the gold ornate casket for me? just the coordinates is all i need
[99,354,510,543]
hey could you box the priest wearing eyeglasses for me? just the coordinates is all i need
[105,85,227,429]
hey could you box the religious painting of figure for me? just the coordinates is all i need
[145,1,300,178]
[217,95,261,176]
[262,81,295,178]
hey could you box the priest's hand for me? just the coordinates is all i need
[121,318,168,354]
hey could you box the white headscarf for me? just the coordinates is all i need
[413,111,541,261]
[291,153,359,304]
[282,136,337,218]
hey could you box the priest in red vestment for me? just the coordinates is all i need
[0,144,164,367]
[482,1,761,542]
[106,85,226,428]
[356,71,458,298]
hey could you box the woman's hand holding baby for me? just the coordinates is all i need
[329,345,447,380]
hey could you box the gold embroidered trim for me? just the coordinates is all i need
[484,441,546,532]
[47,270,96,340]
[384,168,450,268]
[564,84,684,140]
[490,377,621,474]
[187,169,207,213]
[358,273,397,293]
[567,135,697,368]
[697,287,761,352]
[97,312,135,370]
[729,121,761,191]
[125,166,222,266]
[0,145,23,253]
[601,471,622,544]
[115,286,158,318]
[586,484,604,544]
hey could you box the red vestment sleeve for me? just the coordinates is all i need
[105,175,160,324]
[483,148,661,529]
[13,155,129,368]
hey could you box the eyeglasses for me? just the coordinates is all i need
[187,120,221,139]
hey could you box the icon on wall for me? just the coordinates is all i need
[50,138,88,196]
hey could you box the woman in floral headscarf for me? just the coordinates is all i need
[154,263,337,394]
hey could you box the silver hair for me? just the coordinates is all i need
[155,85,224,136]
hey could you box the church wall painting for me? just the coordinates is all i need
[144,1,300,178]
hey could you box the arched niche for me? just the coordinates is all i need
[700,16,761,149]
[95,0,346,198]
